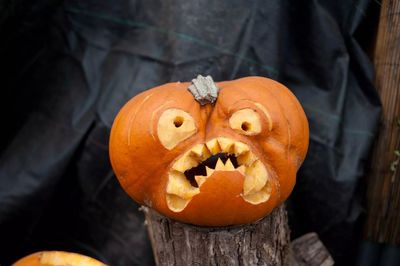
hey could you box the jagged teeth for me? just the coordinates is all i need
[236,165,246,175]
[166,171,200,199]
[237,151,258,166]
[167,137,271,212]
[205,166,214,176]
[241,160,271,205]
[172,138,257,174]
[242,160,268,196]
[190,143,211,160]
[242,184,272,205]
[217,137,235,153]
[166,194,190,212]
[224,158,235,170]
[206,139,221,154]
[215,158,224,170]
[193,167,214,188]
[207,137,249,156]
[214,158,236,171]
[234,141,250,155]
[195,175,207,187]
[172,150,199,172]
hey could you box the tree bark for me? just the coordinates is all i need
[143,205,290,266]
[290,233,334,266]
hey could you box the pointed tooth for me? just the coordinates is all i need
[234,141,250,156]
[206,139,221,154]
[217,137,234,153]
[166,194,190,212]
[201,147,211,160]
[215,158,225,170]
[166,172,199,199]
[190,144,205,156]
[195,175,207,187]
[237,151,258,166]
[191,144,211,160]
[242,185,271,204]
[206,166,215,176]
[225,158,235,170]
[243,174,256,195]
[172,152,199,172]
[247,161,268,192]
[236,165,246,175]
[243,160,268,195]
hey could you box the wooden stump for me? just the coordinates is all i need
[143,205,290,266]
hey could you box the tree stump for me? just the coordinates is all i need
[143,205,290,266]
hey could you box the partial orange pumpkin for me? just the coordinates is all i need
[12,251,106,266]
[109,76,309,226]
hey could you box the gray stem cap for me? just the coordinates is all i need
[187,75,220,105]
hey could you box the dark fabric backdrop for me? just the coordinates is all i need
[0,0,381,265]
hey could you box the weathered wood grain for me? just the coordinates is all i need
[365,0,400,244]
[290,233,334,266]
[143,205,290,266]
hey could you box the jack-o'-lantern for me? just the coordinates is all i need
[109,75,309,226]
[12,251,106,266]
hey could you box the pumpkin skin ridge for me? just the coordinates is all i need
[247,76,309,162]
[206,81,288,206]
[215,77,308,205]
[252,81,291,203]
[256,78,309,203]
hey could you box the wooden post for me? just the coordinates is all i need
[365,0,400,243]
[143,207,334,266]
[143,205,291,266]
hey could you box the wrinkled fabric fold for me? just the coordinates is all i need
[0,0,380,265]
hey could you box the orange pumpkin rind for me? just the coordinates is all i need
[12,251,106,266]
[109,75,309,226]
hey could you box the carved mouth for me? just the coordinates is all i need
[183,153,240,187]
[166,137,272,212]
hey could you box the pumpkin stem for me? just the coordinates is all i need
[187,75,219,105]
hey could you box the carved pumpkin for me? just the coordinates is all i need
[110,76,309,226]
[12,251,106,266]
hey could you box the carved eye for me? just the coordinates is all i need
[157,109,197,150]
[229,109,262,136]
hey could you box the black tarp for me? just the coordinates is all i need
[0,1,381,265]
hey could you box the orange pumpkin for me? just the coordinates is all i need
[109,76,309,226]
[12,251,106,266]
